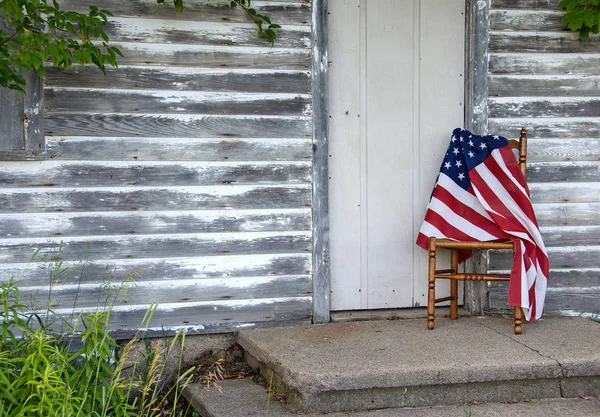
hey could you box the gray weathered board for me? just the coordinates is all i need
[486,0,600,316]
[0,0,315,336]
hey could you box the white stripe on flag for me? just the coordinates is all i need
[428,196,499,241]
[437,173,494,221]
[419,221,447,240]
[474,160,546,251]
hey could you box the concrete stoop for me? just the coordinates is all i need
[184,378,600,417]
[184,316,600,416]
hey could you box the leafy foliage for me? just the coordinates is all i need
[156,0,281,45]
[559,0,600,39]
[0,0,122,92]
[1,0,280,93]
[0,278,135,417]
[230,0,281,46]
[0,249,206,417]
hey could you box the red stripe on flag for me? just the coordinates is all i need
[434,186,505,239]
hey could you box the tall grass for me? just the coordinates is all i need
[0,248,206,417]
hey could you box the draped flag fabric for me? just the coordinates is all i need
[416,128,549,321]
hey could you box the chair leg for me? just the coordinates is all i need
[513,306,523,335]
[450,249,459,320]
[427,238,436,330]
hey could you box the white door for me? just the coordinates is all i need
[328,0,465,310]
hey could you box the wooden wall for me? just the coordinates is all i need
[486,0,600,316]
[0,0,314,337]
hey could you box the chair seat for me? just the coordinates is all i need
[433,239,514,251]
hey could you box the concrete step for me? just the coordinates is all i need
[184,377,600,417]
[235,316,600,414]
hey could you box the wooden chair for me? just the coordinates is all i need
[426,127,528,335]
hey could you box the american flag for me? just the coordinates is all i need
[416,128,549,321]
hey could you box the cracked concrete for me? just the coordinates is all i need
[186,378,600,417]
[233,316,600,413]
[473,318,566,378]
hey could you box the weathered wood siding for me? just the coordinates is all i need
[486,0,600,316]
[0,0,314,336]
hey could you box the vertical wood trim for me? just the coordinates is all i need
[463,0,490,315]
[358,0,368,308]
[23,71,44,154]
[312,0,331,323]
[412,0,421,307]
[464,0,489,134]
[0,87,25,151]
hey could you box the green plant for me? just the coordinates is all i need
[560,0,600,39]
[2,0,280,93]
[229,0,281,45]
[0,0,122,92]
[0,278,136,417]
[0,250,207,417]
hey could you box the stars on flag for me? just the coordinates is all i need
[438,128,511,191]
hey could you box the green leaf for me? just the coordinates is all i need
[230,1,237,7]
[174,0,183,12]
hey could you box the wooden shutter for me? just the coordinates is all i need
[0,71,44,160]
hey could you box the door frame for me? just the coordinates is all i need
[311,0,330,324]
[311,0,490,321]
[463,0,491,314]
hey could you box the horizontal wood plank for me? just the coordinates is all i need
[489,246,600,270]
[0,253,312,287]
[0,231,312,263]
[488,118,600,139]
[491,0,561,10]
[0,161,312,187]
[534,202,600,227]
[490,10,565,31]
[21,275,312,309]
[489,97,600,119]
[34,296,313,337]
[103,42,311,69]
[488,285,600,313]
[488,269,600,291]
[102,17,310,48]
[0,185,312,213]
[489,53,600,75]
[44,67,312,94]
[96,297,313,337]
[529,182,600,203]
[46,137,312,161]
[540,225,600,247]
[58,0,312,25]
[45,114,312,138]
[0,209,311,238]
[526,138,600,163]
[489,75,600,97]
[45,89,311,116]
[527,161,600,183]
[490,32,600,53]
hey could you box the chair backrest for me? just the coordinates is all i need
[507,127,527,179]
